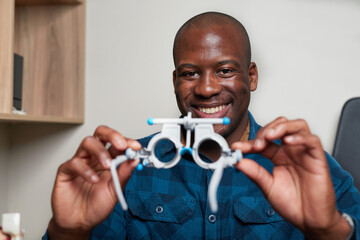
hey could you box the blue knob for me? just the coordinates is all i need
[223,117,230,125]
[180,147,192,156]
[136,163,144,171]
[147,118,154,125]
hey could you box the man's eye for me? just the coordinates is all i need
[217,68,236,78]
[220,69,232,74]
[181,71,197,77]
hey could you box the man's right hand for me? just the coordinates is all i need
[47,126,141,240]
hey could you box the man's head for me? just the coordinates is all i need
[173,12,252,68]
[172,12,258,144]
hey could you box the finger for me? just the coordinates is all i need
[232,140,267,154]
[235,158,273,196]
[59,157,99,183]
[251,119,311,152]
[284,133,319,147]
[255,117,288,140]
[284,133,326,162]
[263,119,311,141]
[232,141,253,153]
[233,139,282,163]
[251,117,288,151]
[76,136,112,168]
[127,139,142,150]
[93,125,128,151]
[108,139,142,158]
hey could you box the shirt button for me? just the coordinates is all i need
[208,214,216,223]
[266,208,275,217]
[155,205,163,214]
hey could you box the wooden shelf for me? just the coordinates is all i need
[15,0,83,6]
[0,0,85,124]
[0,113,83,124]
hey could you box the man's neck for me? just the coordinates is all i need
[224,114,250,147]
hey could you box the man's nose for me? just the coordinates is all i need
[194,72,222,98]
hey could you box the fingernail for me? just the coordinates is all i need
[286,136,294,142]
[91,175,99,182]
[268,129,275,136]
[255,139,263,148]
[115,138,127,149]
[132,141,142,149]
[232,142,241,148]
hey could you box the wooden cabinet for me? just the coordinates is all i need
[0,0,85,123]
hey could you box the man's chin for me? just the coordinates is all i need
[213,124,231,138]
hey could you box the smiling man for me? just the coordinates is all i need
[172,15,257,145]
[44,12,360,240]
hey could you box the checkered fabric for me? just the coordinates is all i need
[43,112,360,239]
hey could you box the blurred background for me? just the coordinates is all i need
[0,0,359,238]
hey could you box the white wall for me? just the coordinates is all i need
[0,124,9,220]
[3,0,360,239]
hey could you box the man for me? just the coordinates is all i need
[44,12,360,239]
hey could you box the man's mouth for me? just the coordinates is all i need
[193,104,230,118]
[198,104,226,114]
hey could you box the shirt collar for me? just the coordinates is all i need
[248,111,261,140]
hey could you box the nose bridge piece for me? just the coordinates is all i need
[195,71,221,97]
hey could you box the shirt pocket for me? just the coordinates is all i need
[126,190,196,240]
[233,197,303,240]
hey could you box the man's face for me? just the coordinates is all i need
[173,24,258,141]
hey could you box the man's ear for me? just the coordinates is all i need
[248,62,258,91]
[172,70,177,88]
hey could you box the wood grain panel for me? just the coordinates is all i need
[0,0,15,114]
[14,3,85,119]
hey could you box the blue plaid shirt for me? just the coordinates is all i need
[44,112,360,239]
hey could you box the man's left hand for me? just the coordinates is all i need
[232,117,351,240]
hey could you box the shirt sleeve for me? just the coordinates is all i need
[326,152,360,240]
[91,203,127,240]
[41,203,126,240]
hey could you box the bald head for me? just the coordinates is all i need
[173,12,251,67]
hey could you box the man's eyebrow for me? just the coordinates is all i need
[177,63,197,70]
[217,60,241,68]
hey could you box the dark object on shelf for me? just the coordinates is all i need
[13,53,23,110]
[333,97,360,191]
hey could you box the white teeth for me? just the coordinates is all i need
[198,105,226,114]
